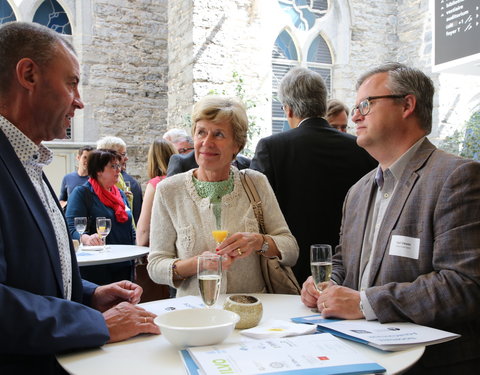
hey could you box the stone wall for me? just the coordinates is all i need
[167,0,193,132]
[80,0,169,181]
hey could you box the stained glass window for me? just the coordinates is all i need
[278,0,328,31]
[33,0,71,35]
[0,0,16,24]
[272,31,299,133]
[271,31,332,134]
[307,34,332,93]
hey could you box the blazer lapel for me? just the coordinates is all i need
[0,130,64,295]
[343,171,378,289]
[368,139,436,285]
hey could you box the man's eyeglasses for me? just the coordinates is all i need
[119,152,127,157]
[351,94,408,117]
[178,147,194,154]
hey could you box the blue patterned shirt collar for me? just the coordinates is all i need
[0,115,53,167]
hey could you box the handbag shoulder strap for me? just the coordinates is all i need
[239,170,266,234]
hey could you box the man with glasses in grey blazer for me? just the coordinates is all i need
[301,63,480,374]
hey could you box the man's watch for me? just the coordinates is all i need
[257,235,269,254]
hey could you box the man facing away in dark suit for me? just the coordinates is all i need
[0,22,159,374]
[301,63,480,374]
[250,67,377,285]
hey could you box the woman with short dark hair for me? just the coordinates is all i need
[66,149,135,284]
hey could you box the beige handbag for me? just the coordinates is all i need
[239,170,301,295]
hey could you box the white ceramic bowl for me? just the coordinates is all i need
[154,308,240,347]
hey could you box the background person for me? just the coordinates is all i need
[59,145,93,208]
[0,21,158,374]
[163,128,194,154]
[326,98,349,133]
[250,67,377,284]
[66,149,136,285]
[147,96,298,297]
[136,138,178,246]
[301,62,480,374]
[96,136,142,224]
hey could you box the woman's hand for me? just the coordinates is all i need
[216,232,263,260]
[82,233,103,246]
[199,251,234,271]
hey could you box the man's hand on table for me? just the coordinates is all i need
[103,302,160,343]
[91,280,160,342]
[92,280,143,312]
[301,276,364,320]
[301,276,321,308]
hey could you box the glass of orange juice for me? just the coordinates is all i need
[211,201,228,249]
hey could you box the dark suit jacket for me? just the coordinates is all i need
[250,118,377,284]
[121,171,143,223]
[333,138,480,369]
[167,151,251,177]
[0,129,109,374]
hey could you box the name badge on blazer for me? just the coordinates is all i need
[389,235,420,259]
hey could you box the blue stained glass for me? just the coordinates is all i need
[33,0,71,35]
[272,30,298,60]
[278,0,328,31]
[0,0,16,24]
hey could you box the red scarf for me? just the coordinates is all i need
[88,177,128,223]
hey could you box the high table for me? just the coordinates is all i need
[57,294,424,375]
[76,244,149,266]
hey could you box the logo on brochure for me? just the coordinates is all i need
[317,356,329,361]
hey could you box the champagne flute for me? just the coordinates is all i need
[197,254,222,308]
[96,217,112,251]
[310,244,332,293]
[74,217,87,251]
[124,181,131,192]
[210,201,228,250]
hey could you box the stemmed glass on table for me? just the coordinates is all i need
[74,217,87,251]
[310,244,333,293]
[96,217,112,251]
[197,254,222,308]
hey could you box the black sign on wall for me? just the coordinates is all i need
[435,0,480,66]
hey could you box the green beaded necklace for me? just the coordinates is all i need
[193,171,234,225]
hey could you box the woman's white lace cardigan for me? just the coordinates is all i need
[147,167,299,297]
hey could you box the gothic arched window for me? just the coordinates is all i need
[33,0,71,35]
[0,0,16,24]
[307,34,333,93]
[272,30,299,133]
[271,1,332,134]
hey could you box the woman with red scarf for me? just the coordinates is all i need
[66,149,135,285]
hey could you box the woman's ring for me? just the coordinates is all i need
[237,248,243,256]
[322,302,327,309]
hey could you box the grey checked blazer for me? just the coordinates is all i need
[332,138,480,369]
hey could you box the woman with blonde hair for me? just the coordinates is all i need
[147,96,298,297]
[136,139,177,246]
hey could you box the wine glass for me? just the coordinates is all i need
[210,201,228,250]
[74,217,87,251]
[310,244,332,293]
[96,217,112,251]
[124,181,131,192]
[197,254,222,308]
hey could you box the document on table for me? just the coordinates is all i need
[140,295,205,316]
[291,315,460,351]
[180,333,386,375]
